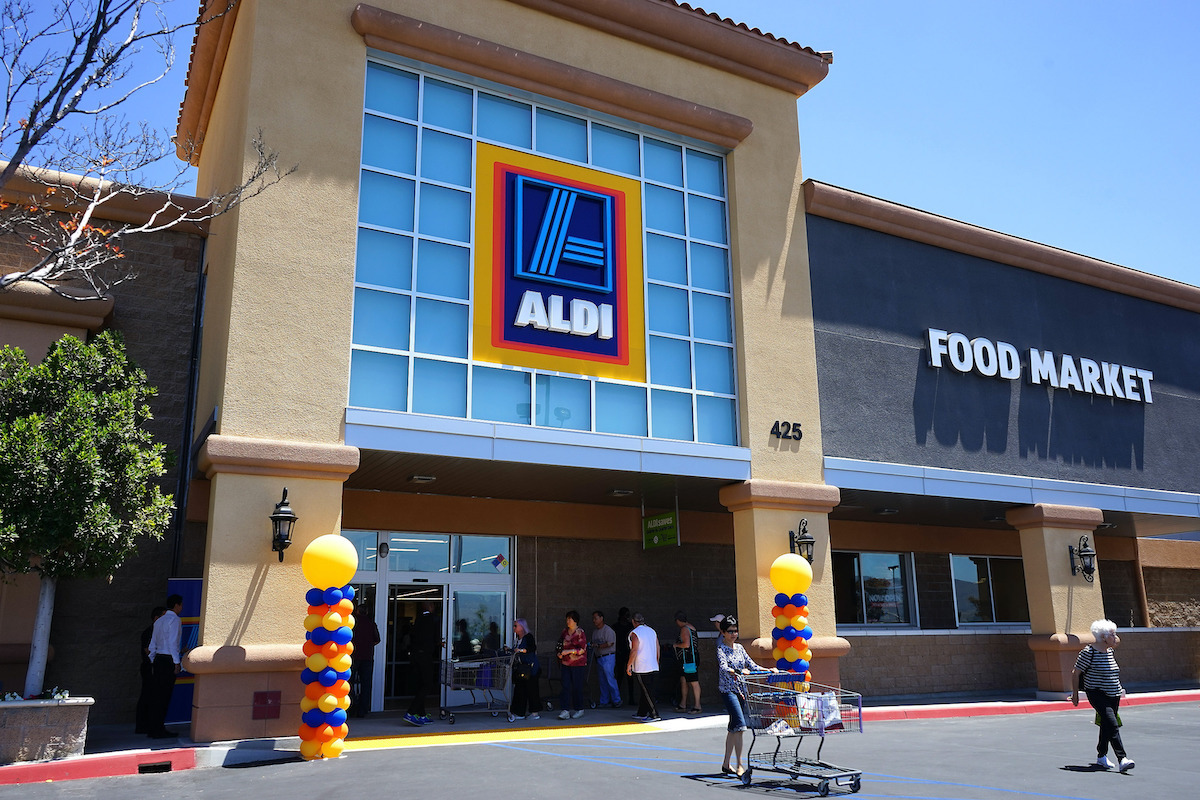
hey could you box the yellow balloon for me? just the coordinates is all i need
[783,647,800,662]
[801,648,813,662]
[317,693,338,713]
[321,738,345,758]
[300,697,317,713]
[769,553,813,596]
[301,534,359,589]
[774,614,789,629]
[789,615,805,629]
[329,653,353,672]
[337,694,352,710]
[323,610,344,630]
[300,739,323,760]
[303,614,322,632]
[305,653,328,672]
[345,613,356,630]
[772,647,783,661]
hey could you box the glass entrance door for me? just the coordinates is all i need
[384,583,444,711]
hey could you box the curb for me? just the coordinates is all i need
[0,747,194,785]
[862,689,1200,722]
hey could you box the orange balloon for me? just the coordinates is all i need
[321,641,340,659]
[328,680,351,698]
[298,724,318,741]
[305,682,324,701]
[344,641,355,655]
[333,723,349,739]
[303,640,319,657]
[797,607,809,617]
[316,723,336,742]
[336,598,354,615]
[782,604,798,617]
[308,604,328,615]
[770,605,783,617]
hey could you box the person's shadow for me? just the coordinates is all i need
[1060,764,1127,774]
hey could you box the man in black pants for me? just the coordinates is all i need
[404,602,442,726]
[147,594,184,739]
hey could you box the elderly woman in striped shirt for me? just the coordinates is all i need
[1071,619,1134,773]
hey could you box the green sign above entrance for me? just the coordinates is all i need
[642,511,679,549]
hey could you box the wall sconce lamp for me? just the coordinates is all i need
[789,518,815,563]
[1069,534,1096,582]
[270,488,298,562]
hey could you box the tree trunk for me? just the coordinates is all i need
[23,574,56,698]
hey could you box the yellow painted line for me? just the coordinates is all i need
[343,720,666,751]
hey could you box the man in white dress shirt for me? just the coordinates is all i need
[147,594,183,738]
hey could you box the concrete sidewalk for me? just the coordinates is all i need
[2,685,1196,786]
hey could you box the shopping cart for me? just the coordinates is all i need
[438,652,513,724]
[740,674,863,796]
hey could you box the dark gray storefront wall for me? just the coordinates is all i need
[807,215,1200,494]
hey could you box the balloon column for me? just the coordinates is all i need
[298,534,360,760]
[769,553,814,683]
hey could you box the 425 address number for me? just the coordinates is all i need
[770,420,803,441]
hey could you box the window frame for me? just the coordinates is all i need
[831,550,918,628]
[949,554,1030,626]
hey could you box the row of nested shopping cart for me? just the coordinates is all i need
[434,651,865,796]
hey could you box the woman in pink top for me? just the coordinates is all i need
[556,610,589,719]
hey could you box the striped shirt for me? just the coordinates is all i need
[1074,645,1123,696]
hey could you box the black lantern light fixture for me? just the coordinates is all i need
[789,518,815,563]
[270,488,298,562]
[1069,534,1097,582]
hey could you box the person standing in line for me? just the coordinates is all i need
[613,607,634,705]
[1072,619,1135,773]
[556,610,588,719]
[510,618,542,720]
[146,594,183,739]
[134,606,166,734]
[672,610,701,712]
[592,610,620,708]
[404,601,443,727]
[626,612,660,721]
[351,606,381,718]
[716,615,760,777]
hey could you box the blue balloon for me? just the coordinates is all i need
[318,667,338,687]
[341,585,356,601]
[323,587,344,605]
[796,659,810,673]
[782,626,798,639]
[327,708,348,727]
[776,658,791,670]
[336,670,351,682]
[770,627,783,640]
[302,708,325,727]
[305,588,325,606]
[774,592,789,607]
[310,627,331,646]
[791,593,808,608]
[332,626,353,645]
[799,626,813,640]
[300,668,317,685]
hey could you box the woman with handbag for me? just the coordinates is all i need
[1071,619,1134,772]
[510,618,541,721]
[672,610,701,712]
[557,610,589,719]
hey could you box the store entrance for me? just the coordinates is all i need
[383,583,445,711]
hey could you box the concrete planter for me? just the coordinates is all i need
[0,697,94,764]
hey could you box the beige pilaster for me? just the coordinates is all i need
[719,480,848,685]
[1006,504,1105,698]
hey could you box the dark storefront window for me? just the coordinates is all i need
[951,555,1029,624]
[832,551,912,625]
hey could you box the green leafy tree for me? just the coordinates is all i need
[0,330,172,697]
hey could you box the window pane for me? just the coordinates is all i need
[359,171,414,231]
[651,388,693,441]
[349,350,408,411]
[687,195,728,244]
[478,93,532,148]
[387,532,449,572]
[454,536,511,574]
[365,62,418,119]
[690,242,730,292]
[595,382,647,436]
[472,366,531,424]
[686,149,725,196]
[417,184,471,241]
[422,79,472,132]
[694,343,734,394]
[645,185,685,234]
[412,358,467,417]
[414,298,468,358]
[415,239,469,299]
[342,530,380,572]
[646,233,686,284]
[535,374,591,430]
[832,552,864,624]
[353,288,410,350]
[649,335,691,388]
[952,555,994,623]
[362,115,417,174]
[696,395,736,445]
[420,130,472,187]
[648,284,689,336]
[535,109,587,162]
[989,559,1030,623]
[356,228,412,290]
[644,138,683,186]
[591,124,640,175]
[452,590,507,658]
[860,553,909,624]
[692,293,732,343]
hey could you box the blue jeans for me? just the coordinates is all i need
[596,653,619,705]
[560,664,587,712]
[722,690,749,732]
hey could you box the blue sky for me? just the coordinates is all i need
[120,0,1200,288]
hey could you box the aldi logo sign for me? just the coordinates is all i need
[475,144,645,381]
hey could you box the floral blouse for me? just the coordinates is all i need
[558,626,588,667]
[717,640,757,694]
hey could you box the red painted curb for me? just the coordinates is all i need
[0,747,195,785]
[862,690,1200,722]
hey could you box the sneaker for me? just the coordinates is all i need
[418,715,433,725]
[510,714,525,721]
[558,710,571,720]
[632,714,649,721]
[571,710,584,719]
[1096,756,1115,770]
[529,713,540,720]
[647,715,662,722]
[403,713,422,727]
[1118,758,1135,773]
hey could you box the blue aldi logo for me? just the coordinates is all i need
[513,176,614,294]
